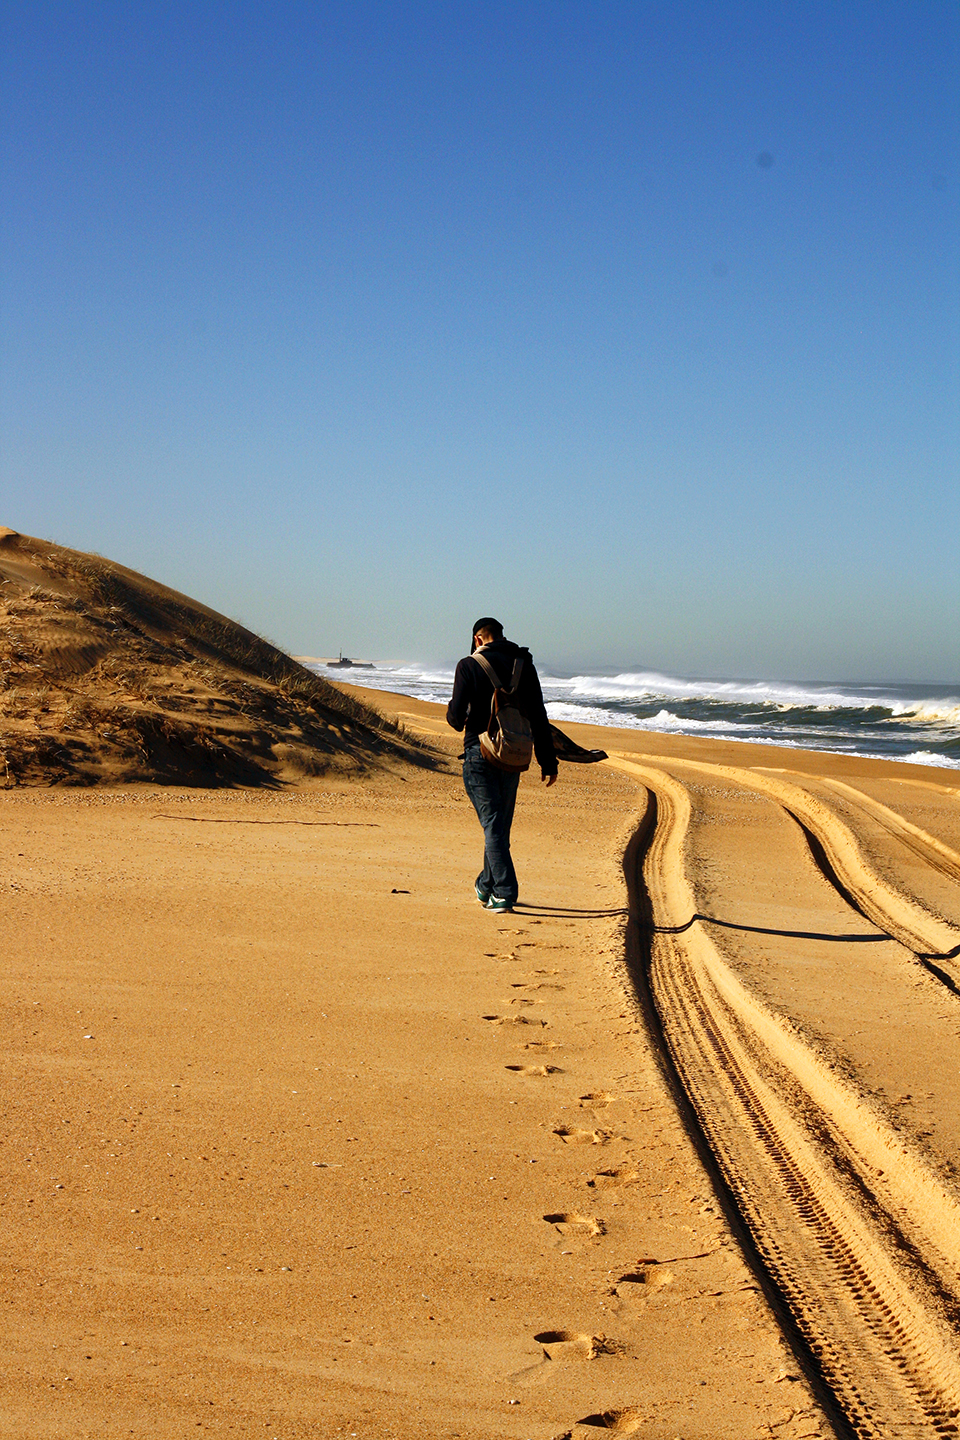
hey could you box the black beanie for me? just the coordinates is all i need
[471,616,503,652]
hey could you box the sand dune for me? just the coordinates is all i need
[0,529,424,786]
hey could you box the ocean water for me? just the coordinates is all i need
[308,662,960,771]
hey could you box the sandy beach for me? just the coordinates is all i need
[4,668,960,1437]
[6,2,956,1431]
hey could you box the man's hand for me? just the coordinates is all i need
[542,772,558,787]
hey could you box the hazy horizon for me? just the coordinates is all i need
[298,649,959,690]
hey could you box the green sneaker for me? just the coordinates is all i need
[475,880,491,905]
[485,895,514,913]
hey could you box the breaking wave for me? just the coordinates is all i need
[305,660,960,770]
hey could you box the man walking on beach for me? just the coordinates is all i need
[447,617,558,913]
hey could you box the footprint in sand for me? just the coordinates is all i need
[506,1063,563,1077]
[524,1039,562,1051]
[482,1014,548,1028]
[553,1125,611,1145]
[608,1267,674,1309]
[510,1330,610,1384]
[579,1091,615,1109]
[542,1212,605,1237]
[534,1329,607,1359]
[586,1166,638,1188]
[511,981,564,993]
[557,1407,644,1435]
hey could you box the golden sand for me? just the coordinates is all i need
[3,536,960,1437]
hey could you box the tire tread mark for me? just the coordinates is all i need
[609,752,960,970]
[610,757,960,1440]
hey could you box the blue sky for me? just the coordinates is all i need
[3,1,957,680]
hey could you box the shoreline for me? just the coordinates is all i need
[327,669,960,773]
[342,680,960,787]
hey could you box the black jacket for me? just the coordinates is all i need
[446,639,558,777]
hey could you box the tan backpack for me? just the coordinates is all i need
[473,651,534,772]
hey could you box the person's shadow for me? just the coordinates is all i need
[512,902,960,992]
[514,900,890,942]
[512,901,629,918]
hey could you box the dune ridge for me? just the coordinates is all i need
[0,530,426,786]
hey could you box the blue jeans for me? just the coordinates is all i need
[462,743,521,903]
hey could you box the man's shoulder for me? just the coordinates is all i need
[482,640,525,662]
[474,642,523,680]
[502,643,534,672]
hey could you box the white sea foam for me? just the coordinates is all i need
[891,701,960,725]
[543,670,954,716]
[545,703,745,735]
[544,701,649,729]
[318,660,960,768]
[897,750,960,770]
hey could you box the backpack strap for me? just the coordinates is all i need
[473,650,524,694]
[472,651,504,690]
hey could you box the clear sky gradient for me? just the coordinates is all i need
[3,1,958,680]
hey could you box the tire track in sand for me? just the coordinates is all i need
[608,754,960,1440]
[657,755,958,962]
[762,771,960,884]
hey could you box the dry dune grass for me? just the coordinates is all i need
[0,528,431,787]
